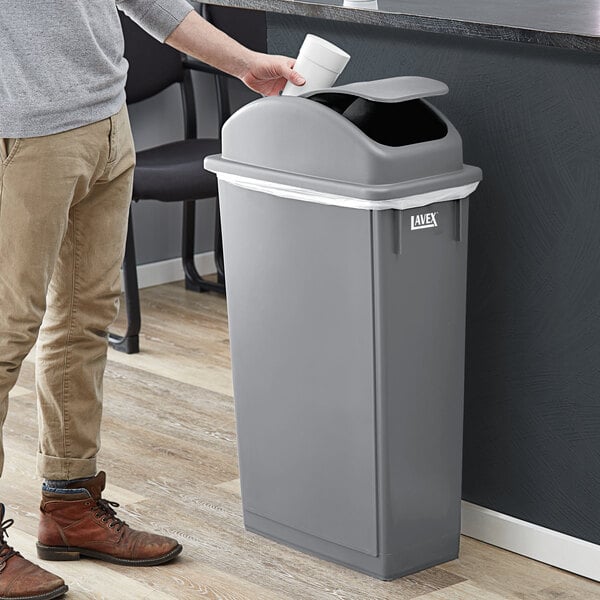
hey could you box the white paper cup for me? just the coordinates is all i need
[282,34,351,97]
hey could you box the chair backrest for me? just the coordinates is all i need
[119,12,185,104]
[201,6,267,53]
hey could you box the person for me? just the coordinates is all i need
[0,2,304,598]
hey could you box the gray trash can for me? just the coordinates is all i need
[205,76,482,580]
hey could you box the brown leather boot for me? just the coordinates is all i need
[37,472,182,566]
[0,504,67,600]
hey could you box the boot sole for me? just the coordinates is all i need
[36,542,183,567]
[0,584,68,600]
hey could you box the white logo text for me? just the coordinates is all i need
[411,212,439,230]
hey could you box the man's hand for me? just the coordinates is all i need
[166,11,304,96]
[241,53,305,96]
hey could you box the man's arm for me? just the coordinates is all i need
[116,1,304,96]
[165,10,304,96]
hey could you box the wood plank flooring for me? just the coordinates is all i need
[5,281,599,599]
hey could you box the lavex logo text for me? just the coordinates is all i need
[410,211,439,231]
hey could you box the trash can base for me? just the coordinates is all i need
[244,510,459,581]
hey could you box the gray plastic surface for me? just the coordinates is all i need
[206,76,479,579]
[221,185,379,557]
[299,75,449,102]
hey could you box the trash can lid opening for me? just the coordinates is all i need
[308,94,448,147]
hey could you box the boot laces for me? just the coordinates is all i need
[93,499,127,532]
[0,518,20,573]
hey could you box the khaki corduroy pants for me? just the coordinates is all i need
[0,105,135,480]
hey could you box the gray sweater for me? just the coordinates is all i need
[0,0,194,137]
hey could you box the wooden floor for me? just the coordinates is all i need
[6,281,599,600]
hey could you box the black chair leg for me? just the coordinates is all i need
[182,199,225,294]
[108,207,141,354]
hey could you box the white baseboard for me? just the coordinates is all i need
[132,251,216,289]
[461,501,600,581]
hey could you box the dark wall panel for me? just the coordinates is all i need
[268,14,600,545]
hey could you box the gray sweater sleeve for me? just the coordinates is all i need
[116,0,194,42]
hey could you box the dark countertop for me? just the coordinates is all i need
[201,0,600,53]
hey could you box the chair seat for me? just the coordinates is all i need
[133,138,221,202]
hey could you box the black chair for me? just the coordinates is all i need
[109,12,233,354]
